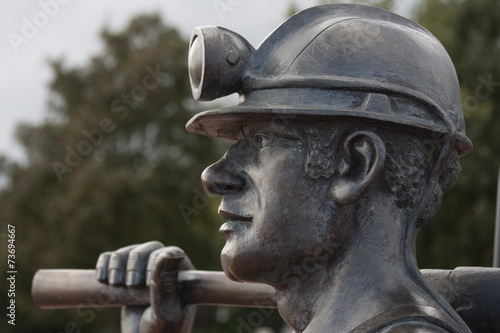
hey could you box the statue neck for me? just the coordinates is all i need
[274,211,420,332]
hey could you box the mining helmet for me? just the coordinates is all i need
[186,4,472,157]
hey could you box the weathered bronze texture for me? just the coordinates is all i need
[32,267,500,332]
[184,4,474,332]
[32,4,500,333]
[32,269,275,309]
[494,167,500,267]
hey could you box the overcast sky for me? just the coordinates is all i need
[1,0,416,162]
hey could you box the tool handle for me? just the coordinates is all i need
[32,269,276,309]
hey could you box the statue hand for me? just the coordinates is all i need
[95,242,197,333]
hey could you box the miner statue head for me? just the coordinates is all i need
[186,4,473,333]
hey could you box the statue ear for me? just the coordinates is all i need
[331,131,386,205]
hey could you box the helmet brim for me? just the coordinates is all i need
[186,106,472,157]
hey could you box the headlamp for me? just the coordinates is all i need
[188,26,254,101]
[187,5,472,157]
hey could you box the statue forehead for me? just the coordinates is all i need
[233,119,353,145]
[239,119,304,139]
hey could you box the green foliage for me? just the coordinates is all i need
[286,2,301,17]
[415,0,500,268]
[0,14,228,333]
[1,1,499,332]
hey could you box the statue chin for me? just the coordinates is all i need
[220,245,270,283]
[221,263,241,282]
[220,251,245,282]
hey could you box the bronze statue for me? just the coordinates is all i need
[36,4,486,332]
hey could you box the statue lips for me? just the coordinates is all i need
[218,210,252,238]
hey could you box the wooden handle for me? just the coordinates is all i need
[32,267,500,332]
[31,269,276,309]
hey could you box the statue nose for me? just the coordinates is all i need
[201,162,245,195]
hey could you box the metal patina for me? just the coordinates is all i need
[187,5,472,332]
[32,4,500,333]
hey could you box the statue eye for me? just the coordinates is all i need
[254,133,276,149]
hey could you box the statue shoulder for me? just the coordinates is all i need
[375,320,462,333]
[349,306,470,333]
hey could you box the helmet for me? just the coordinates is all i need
[186,4,472,157]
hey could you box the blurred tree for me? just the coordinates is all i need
[286,2,301,17]
[0,13,237,333]
[415,0,500,269]
[2,1,499,332]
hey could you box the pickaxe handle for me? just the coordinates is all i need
[32,269,276,309]
[32,267,500,332]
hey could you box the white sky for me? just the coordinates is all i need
[0,0,416,162]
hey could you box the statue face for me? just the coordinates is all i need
[202,121,346,286]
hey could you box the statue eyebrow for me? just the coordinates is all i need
[266,127,300,140]
[242,122,301,141]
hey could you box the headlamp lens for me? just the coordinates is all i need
[188,26,254,101]
[188,36,203,90]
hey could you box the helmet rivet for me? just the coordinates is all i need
[226,51,240,65]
